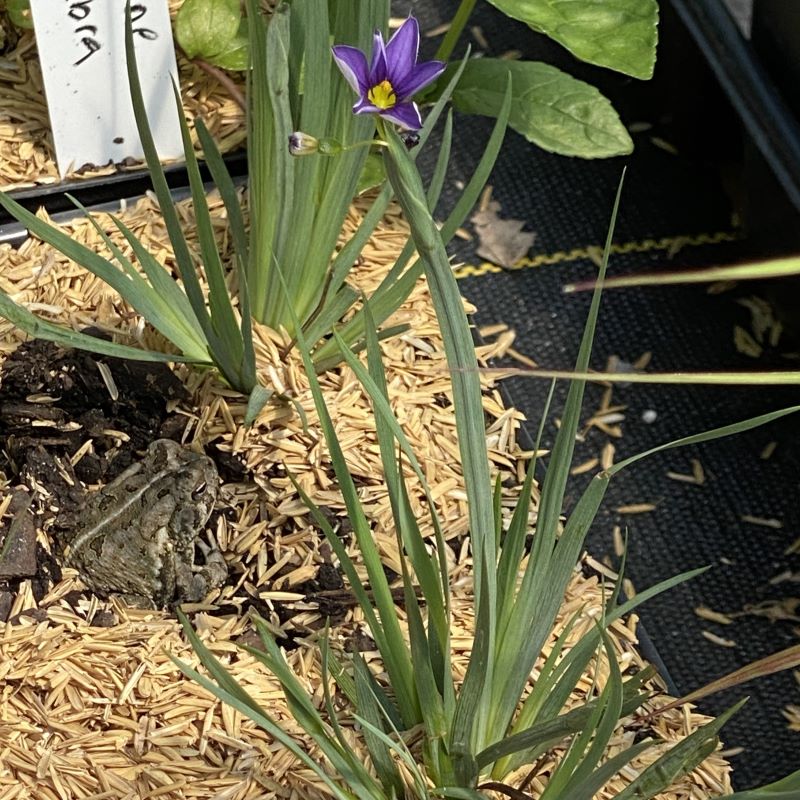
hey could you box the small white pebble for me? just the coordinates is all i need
[641,409,657,424]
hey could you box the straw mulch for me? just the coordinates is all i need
[0,0,244,190]
[0,192,734,798]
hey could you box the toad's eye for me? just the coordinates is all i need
[192,482,208,499]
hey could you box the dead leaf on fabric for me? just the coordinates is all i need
[471,200,535,269]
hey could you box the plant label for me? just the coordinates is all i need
[28,0,183,179]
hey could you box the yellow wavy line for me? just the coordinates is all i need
[453,230,741,280]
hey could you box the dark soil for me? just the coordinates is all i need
[0,337,358,626]
[0,337,193,617]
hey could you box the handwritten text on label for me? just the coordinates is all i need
[29,0,182,178]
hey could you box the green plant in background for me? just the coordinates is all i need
[0,0,32,30]
[170,23,800,799]
[432,0,657,158]
[176,0,655,159]
[175,0,248,71]
[0,0,31,50]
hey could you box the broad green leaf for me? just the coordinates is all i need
[451,59,632,158]
[6,0,33,28]
[208,28,249,71]
[357,153,386,195]
[175,0,242,60]
[486,0,658,79]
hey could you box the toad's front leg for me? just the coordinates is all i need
[175,537,228,603]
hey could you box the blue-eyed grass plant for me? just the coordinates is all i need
[172,57,800,792]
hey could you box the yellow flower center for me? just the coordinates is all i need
[368,79,396,110]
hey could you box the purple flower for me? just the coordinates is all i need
[331,17,445,131]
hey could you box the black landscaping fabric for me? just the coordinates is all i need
[399,0,800,790]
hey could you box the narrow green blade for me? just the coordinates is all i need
[123,2,213,340]
[0,290,194,363]
[613,700,746,800]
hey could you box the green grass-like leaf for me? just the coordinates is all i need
[487,172,626,752]
[719,772,800,800]
[563,253,800,292]
[0,290,193,363]
[614,700,746,800]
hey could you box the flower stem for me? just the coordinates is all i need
[435,0,478,62]
[193,58,246,111]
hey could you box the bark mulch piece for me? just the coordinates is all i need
[0,190,735,797]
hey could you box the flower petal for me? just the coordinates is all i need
[368,29,389,85]
[394,59,446,100]
[353,97,380,115]
[385,17,419,85]
[332,45,370,94]
[380,101,423,131]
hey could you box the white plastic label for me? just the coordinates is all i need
[29,0,183,179]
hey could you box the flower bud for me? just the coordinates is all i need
[288,132,319,156]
